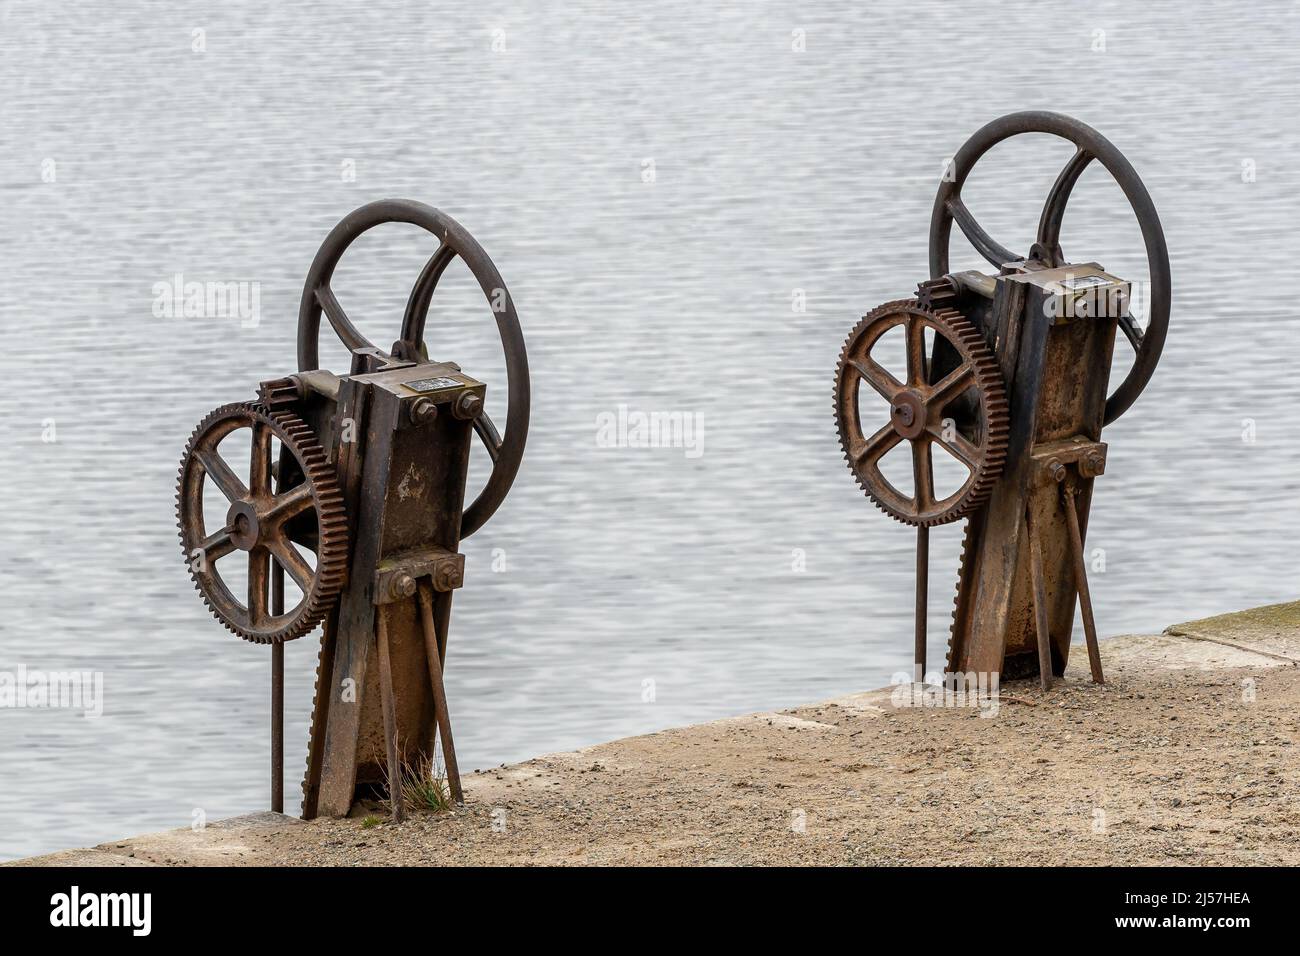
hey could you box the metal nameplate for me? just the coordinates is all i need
[402,376,463,394]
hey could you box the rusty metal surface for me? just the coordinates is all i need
[417,581,463,804]
[374,549,464,606]
[834,300,1008,527]
[944,281,1116,679]
[927,110,1170,427]
[375,606,404,823]
[176,402,349,644]
[307,356,479,815]
[1026,504,1054,691]
[296,198,529,539]
[178,200,529,819]
[838,113,1169,689]
[271,640,283,813]
[1063,484,1105,685]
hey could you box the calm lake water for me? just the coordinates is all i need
[2,1,1299,859]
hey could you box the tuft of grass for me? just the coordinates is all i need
[360,815,381,829]
[399,753,453,813]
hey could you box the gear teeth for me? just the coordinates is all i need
[304,634,324,785]
[258,376,304,411]
[176,401,350,645]
[945,518,978,672]
[917,276,959,312]
[833,297,1009,527]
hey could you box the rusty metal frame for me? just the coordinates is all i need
[293,203,530,819]
[180,200,528,821]
[839,113,1169,691]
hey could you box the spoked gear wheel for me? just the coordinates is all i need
[834,299,1009,526]
[176,402,349,644]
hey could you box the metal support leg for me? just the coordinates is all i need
[1063,484,1105,684]
[375,605,404,823]
[1025,508,1053,691]
[915,525,928,683]
[271,562,284,814]
[417,582,463,805]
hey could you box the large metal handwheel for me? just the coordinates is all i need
[176,402,349,644]
[297,199,529,538]
[928,111,1170,425]
[835,300,1009,526]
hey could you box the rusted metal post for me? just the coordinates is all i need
[1063,484,1105,684]
[417,581,463,804]
[1026,508,1053,691]
[375,606,404,823]
[914,525,928,682]
[271,562,284,814]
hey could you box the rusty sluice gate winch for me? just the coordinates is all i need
[834,112,1169,689]
[176,199,529,819]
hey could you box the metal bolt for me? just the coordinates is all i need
[409,397,438,426]
[1046,458,1066,482]
[452,391,483,421]
[1080,451,1106,478]
[434,563,463,591]
[389,573,417,601]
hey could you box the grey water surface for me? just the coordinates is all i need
[2,1,1299,859]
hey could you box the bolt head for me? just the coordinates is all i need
[390,573,417,600]
[1081,451,1106,478]
[410,398,438,425]
[434,564,463,591]
[452,391,483,421]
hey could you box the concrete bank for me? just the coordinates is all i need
[10,602,1300,866]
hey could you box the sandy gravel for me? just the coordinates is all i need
[14,605,1300,867]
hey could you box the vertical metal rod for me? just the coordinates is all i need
[375,606,404,823]
[432,589,453,664]
[915,525,928,683]
[417,582,463,805]
[1025,508,1053,691]
[1063,485,1105,684]
[271,562,284,814]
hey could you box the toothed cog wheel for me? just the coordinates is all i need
[177,402,348,644]
[834,299,1009,526]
